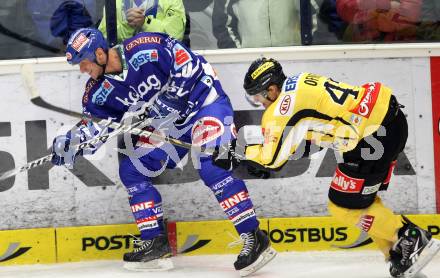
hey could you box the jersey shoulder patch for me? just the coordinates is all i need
[90,79,115,106]
[273,92,296,117]
[172,43,192,70]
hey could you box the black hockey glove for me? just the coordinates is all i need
[212,139,242,171]
[247,165,271,179]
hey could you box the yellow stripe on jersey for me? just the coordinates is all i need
[246,72,392,169]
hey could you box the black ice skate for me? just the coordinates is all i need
[389,216,440,278]
[123,234,173,271]
[231,228,277,277]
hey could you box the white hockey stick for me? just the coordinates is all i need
[21,64,83,118]
[8,64,221,182]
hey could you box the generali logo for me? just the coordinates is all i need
[0,243,31,262]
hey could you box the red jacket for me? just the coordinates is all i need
[336,0,422,41]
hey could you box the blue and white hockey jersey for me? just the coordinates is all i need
[72,32,260,238]
[82,32,223,124]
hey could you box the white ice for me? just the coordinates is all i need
[1,251,440,278]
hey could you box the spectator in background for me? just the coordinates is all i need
[336,0,423,42]
[212,0,301,48]
[98,0,186,43]
[316,0,348,43]
[27,0,98,48]
[50,1,94,45]
[181,0,214,49]
[416,1,440,41]
[0,0,53,59]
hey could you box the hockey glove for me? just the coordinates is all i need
[51,121,103,168]
[212,139,242,171]
[146,93,188,129]
[247,165,271,179]
[51,132,81,169]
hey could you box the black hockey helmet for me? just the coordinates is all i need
[243,57,286,96]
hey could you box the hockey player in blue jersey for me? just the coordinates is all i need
[50,28,276,276]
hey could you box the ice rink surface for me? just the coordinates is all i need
[1,251,439,278]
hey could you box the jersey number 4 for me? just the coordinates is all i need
[324,80,359,105]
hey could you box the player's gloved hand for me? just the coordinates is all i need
[146,93,187,128]
[247,165,271,179]
[212,139,242,171]
[51,131,82,169]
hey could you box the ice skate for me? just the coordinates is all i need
[231,228,277,277]
[123,234,173,271]
[389,216,440,278]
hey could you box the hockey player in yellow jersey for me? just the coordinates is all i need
[212,57,440,278]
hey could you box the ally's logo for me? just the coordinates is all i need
[0,243,31,262]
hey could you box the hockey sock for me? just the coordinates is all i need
[328,196,403,256]
[126,181,164,240]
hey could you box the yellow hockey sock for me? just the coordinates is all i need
[328,197,403,256]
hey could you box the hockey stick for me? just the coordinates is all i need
[13,64,225,182]
[21,64,83,118]
[0,115,214,181]
[0,23,60,53]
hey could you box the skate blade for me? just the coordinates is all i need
[403,239,440,278]
[239,246,277,277]
[124,257,174,272]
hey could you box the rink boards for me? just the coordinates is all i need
[1,215,439,265]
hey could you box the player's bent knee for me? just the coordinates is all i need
[125,181,157,197]
[198,157,234,186]
[328,200,362,226]
[328,164,387,209]
[119,156,162,186]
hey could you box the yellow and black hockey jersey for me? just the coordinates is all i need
[245,72,393,169]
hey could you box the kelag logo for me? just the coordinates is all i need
[0,243,31,262]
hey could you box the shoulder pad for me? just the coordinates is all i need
[171,42,193,70]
